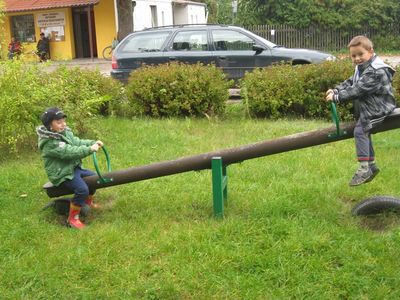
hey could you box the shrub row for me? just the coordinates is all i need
[1,59,398,156]
[0,61,124,154]
[125,62,231,118]
[241,60,356,120]
[0,61,230,156]
[374,36,400,52]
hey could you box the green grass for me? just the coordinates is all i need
[2,106,400,299]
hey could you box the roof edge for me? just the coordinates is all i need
[5,1,100,13]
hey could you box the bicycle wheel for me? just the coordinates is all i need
[102,45,113,60]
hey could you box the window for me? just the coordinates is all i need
[171,31,208,51]
[212,30,255,51]
[119,31,171,53]
[10,14,36,42]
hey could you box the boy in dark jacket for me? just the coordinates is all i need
[37,107,103,229]
[326,35,396,186]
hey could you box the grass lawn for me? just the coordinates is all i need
[1,105,400,299]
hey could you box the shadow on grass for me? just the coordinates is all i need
[358,212,400,232]
[40,194,117,228]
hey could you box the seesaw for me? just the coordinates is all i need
[43,103,400,217]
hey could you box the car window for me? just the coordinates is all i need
[119,31,171,53]
[246,30,275,48]
[212,30,255,51]
[170,30,208,51]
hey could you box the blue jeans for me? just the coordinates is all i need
[61,167,96,206]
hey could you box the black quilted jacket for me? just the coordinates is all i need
[333,55,396,132]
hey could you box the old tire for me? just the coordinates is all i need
[352,196,400,216]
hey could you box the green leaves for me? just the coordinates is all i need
[0,61,124,156]
[241,60,354,119]
[125,62,231,118]
[236,0,400,31]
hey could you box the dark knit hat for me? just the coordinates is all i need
[41,107,67,129]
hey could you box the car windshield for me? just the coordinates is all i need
[244,30,277,48]
[119,31,172,53]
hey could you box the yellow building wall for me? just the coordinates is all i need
[5,8,75,60]
[2,15,11,58]
[3,0,117,60]
[94,0,117,57]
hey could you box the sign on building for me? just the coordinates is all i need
[36,12,65,41]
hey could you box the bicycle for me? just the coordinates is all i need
[102,45,113,60]
[102,38,118,61]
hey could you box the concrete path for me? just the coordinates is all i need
[48,58,112,75]
[381,56,400,68]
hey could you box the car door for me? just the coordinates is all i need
[210,29,258,80]
[116,31,171,70]
[164,29,214,66]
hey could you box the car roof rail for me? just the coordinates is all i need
[141,23,229,31]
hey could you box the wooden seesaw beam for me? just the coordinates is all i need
[44,108,400,198]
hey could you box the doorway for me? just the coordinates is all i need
[72,7,98,58]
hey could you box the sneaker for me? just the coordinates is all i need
[349,166,373,186]
[365,163,380,183]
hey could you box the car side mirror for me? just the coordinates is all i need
[252,44,266,53]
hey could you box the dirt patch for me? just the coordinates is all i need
[358,213,400,232]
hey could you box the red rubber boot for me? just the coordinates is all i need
[85,195,101,209]
[68,203,86,229]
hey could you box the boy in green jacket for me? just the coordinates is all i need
[37,107,103,229]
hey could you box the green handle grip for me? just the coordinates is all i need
[92,146,112,184]
[330,102,340,136]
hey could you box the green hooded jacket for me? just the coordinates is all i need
[36,126,95,186]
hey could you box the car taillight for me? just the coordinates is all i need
[111,56,118,69]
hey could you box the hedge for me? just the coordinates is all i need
[0,61,124,155]
[125,62,231,118]
[241,60,356,120]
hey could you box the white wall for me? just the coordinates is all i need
[187,4,206,24]
[134,0,173,31]
[133,0,207,31]
[173,4,206,25]
[173,5,187,25]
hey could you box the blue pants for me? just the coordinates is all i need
[61,167,96,206]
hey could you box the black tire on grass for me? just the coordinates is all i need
[352,196,400,216]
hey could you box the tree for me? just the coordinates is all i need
[236,0,400,31]
[116,0,133,41]
[204,0,236,24]
[217,0,235,24]
[204,0,217,23]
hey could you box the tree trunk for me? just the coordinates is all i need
[116,0,133,41]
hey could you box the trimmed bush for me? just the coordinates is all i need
[0,61,124,155]
[241,60,355,120]
[49,66,126,130]
[0,61,48,153]
[125,62,231,118]
[374,36,400,52]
